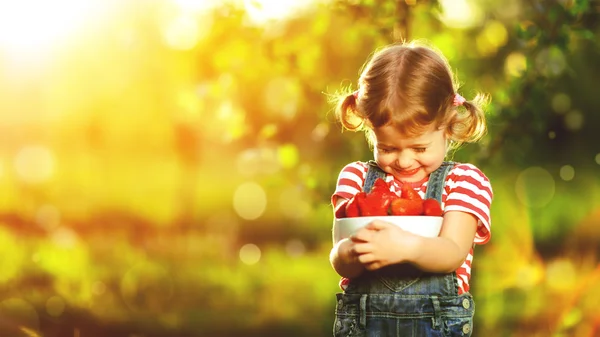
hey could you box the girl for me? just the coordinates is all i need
[329,41,493,336]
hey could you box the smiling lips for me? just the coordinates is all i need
[397,167,420,177]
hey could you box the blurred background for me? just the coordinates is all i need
[0,0,599,336]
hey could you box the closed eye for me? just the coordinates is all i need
[378,147,394,154]
[413,147,427,153]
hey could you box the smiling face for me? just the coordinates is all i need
[373,123,447,183]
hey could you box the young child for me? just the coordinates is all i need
[329,41,493,336]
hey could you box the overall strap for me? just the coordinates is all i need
[424,161,456,203]
[362,160,386,193]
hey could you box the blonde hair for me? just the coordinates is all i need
[334,41,489,151]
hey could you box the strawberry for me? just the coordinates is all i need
[390,198,424,216]
[345,192,366,217]
[423,198,443,216]
[371,178,393,196]
[400,184,423,201]
[358,192,390,216]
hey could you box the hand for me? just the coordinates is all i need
[350,220,419,270]
[336,238,361,265]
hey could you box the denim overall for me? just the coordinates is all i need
[333,161,475,337]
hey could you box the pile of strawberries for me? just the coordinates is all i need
[336,178,443,218]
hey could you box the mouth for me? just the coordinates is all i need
[396,167,420,177]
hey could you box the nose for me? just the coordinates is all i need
[395,151,414,169]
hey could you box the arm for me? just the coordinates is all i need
[329,238,365,278]
[405,211,477,272]
[352,210,477,273]
[329,196,366,278]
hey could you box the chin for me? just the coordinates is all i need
[393,171,425,183]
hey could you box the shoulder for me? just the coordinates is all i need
[333,161,370,203]
[337,161,369,178]
[446,162,493,197]
[448,163,491,185]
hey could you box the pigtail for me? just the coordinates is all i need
[447,93,490,145]
[334,91,365,131]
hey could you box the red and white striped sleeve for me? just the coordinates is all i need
[444,163,493,245]
[331,161,368,206]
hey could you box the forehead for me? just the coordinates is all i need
[373,124,441,145]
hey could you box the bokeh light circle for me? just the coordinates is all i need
[45,296,65,317]
[233,182,267,220]
[559,165,575,181]
[92,281,106,295]
[504,52,527,77]
[285,239,306,258]
[239,243,261,265]
[515,167,555,208]
[161,15,200,50]
[551,93,571,114]
[14,145,55,184]
[279,187,310,220]
[0,298,39,333]
[36,204,61,230]
[120,262,174,312]
[546,258,576,292]
[564,110,584,131]
[535,47,566,77]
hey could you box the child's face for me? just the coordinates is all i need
[372,124,446,183]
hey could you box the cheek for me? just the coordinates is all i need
[375,153,395,167]
[419,151,445,169]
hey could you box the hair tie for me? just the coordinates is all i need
[453,93,466,106]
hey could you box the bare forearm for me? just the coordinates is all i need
[330,239,365,278]
[408,236,468,273]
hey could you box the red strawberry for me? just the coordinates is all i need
[368,178,396,214]
[423,198,443,216]
[390,198,424,216]
[400,184,423,201]
[371,178,392,196]
[345,192,366,217]
[358,192,390,216]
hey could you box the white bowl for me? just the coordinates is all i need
[333,216,443,243]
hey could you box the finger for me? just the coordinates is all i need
[350,228,372,242]
[353,242,373,255]
[357,252,376,264]
[364,220,390,231]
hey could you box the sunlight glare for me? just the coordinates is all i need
[0,0,98,54]
[173,0,219,12]
[243,0,309,24]
[437,0,484,29]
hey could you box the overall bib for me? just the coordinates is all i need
[333,161,475,337]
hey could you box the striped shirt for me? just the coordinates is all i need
[332,161,493,295]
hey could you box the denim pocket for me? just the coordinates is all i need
[376,264,423,292]
[378,275,421,292]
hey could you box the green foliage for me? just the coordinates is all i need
[0,0,599,336]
